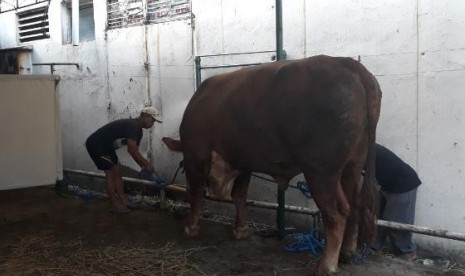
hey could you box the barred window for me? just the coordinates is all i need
[107,0,144,29]
[17,5,50,43]
[147,0,191,23]
[107,0,191,30]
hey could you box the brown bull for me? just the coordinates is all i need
[163,55,382,275]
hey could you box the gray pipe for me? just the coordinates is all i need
[63,168,319,216]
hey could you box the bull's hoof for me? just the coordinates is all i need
[313,266,338,276]
[233,226,251,240]
[184,225,200,238]
[339,252,364,265]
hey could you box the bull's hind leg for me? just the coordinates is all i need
[304,173,350,275]
[340,161,364,264]
[184,163,208,238]
[231,172,252,239]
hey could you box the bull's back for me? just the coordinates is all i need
[183,61,287,116]
[179,61,287,159]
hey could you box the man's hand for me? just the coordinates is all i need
[139,168,166,187]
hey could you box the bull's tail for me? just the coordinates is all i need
[357,68,382,247]
[162,137,183,152]
[358,136,379,246]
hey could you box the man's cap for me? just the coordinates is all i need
[141,106,162,123]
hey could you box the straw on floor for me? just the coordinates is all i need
[0,233,214,276]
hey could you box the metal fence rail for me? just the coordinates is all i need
[64,168,465,242]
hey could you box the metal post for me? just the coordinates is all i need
[275,0,286,240]
[275,0,284,61]
[160,189,167,209]
[195,56,202,89]
[277,187,286,239]
[72,0,79,46]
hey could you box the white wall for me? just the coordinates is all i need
[416,0,465,254]
[1,0,464,255]
[0,12,17,48]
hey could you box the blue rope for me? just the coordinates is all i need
[150,173,167,188]
[140,170,168,188]
[283,229,325,258]
[296,181,312,199]
[251,175,312,199]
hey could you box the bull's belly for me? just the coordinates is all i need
[207,150,239,198]
[207,150,300,198]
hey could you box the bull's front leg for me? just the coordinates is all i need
[231,172,252,239]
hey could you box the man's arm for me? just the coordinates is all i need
[127,139,153,172]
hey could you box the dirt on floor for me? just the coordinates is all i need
[0,186,464,276]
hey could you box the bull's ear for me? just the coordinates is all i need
[162,137,182,152]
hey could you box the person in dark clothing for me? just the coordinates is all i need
[86,106,162,214]
[372,143,422,261]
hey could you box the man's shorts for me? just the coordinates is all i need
[85,140,118,171]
